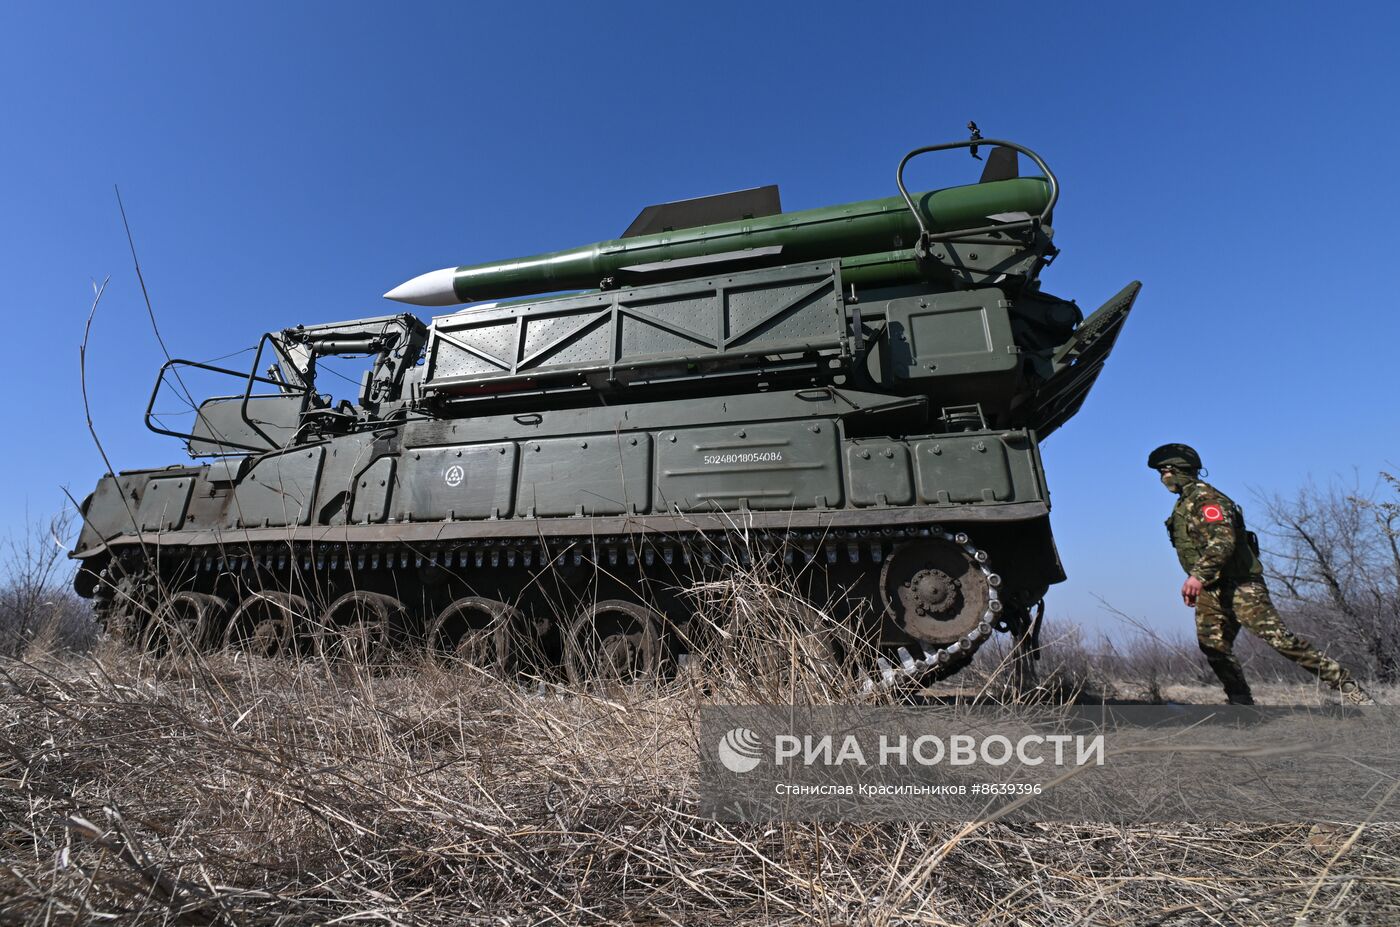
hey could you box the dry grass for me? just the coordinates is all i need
[3,593,1399,926]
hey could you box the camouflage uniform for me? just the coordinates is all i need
[1167,478,1357,703]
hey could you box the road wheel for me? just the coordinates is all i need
[225,591,311,658]
[425,596,525,674]
[563,599,662,687]
[315,591,403,664]
[141,592,230,655]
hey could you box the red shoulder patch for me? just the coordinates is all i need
[1201,504,1225,523]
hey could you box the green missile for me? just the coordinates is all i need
[384,177,1050,307]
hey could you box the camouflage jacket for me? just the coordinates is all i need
[1165,480,1263,586]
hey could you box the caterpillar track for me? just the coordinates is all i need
[92,522,1041,693]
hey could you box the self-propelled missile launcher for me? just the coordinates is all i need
[71,137,1139,689]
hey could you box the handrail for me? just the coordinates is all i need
[895,139,1059,253]
[144,356,309,454]
[243,333,316,450]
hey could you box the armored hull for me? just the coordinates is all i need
[72,139,1138,690]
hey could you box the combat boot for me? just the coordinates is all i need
[1339,680,1378,706]
[1205,654,1254,705]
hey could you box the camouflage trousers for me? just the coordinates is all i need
[1195,579,1354,701]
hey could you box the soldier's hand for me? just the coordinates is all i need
[1181,575,1203,607]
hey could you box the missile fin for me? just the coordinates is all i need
[622,184,781,238]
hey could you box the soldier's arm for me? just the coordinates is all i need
[1189,496,1237,586]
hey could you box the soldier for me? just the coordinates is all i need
[1147,443,1376,706]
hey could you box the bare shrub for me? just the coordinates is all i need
[970,614,1209,703]
[1096,631,1205,701]
[0,509,96,657]
[971,617,1099,697]
[1258,472,1400,683]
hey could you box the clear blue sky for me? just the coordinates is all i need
[3,2,1397,635]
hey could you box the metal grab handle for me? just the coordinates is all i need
[243,333,317,449]
[895,139,1059,248]
[144,357,300,453]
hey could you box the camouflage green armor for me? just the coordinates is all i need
[1166,479,1356,700]
[1165,481,1262,586]
[70,138,1144,692]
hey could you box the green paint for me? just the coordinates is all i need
[450,178,1051,302]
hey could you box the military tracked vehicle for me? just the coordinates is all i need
[71,136,1139,690]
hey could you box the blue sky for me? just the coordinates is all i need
[2,2,1397,635]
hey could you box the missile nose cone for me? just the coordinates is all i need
[383,267,460,306]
